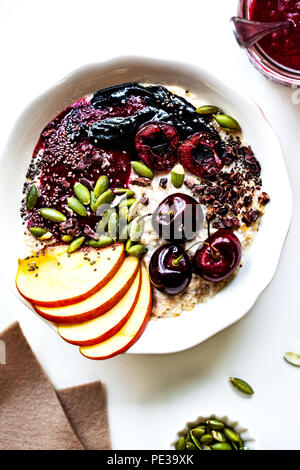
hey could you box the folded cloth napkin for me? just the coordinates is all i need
[0,322,111,450]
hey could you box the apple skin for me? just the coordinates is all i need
[33,257,139,324]
[16,243,125,308]
[57,269,142,346]
[80,264,152,360]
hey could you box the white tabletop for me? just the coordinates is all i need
[0,0,299,450]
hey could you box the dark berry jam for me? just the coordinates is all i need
[250,0,300,70]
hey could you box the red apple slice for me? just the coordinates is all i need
[57,268,141,346]
[80,264,152,360]
[16,243,125,307]
[34,256,139,323]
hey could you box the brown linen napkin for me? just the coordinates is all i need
[0,322,110,450]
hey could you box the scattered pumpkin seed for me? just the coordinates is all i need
[94,175,109,198]
[61,235,74,243]
[90,191,97,213]
[74,182,90,205]
[128,200,140,222]
[185,442,196,451]
[86,235,114,248]
[171,164,185,189]
[190,427,205,439]
[210,442,232,451]
[200,433,213,445]
[68,197,88,217]
[131,161,154,179]
[224,428,240,443]
[130,218,145,242]
[39,208,66,222]
[284,352,300,367]
[119,223,132,243]
[119,197,136,208]
[95,190,114,210]
[119,206,129,227]
[126,244,148,258]
[114,188,135,198]
[213,114,241,132]
[26,185,39,210]
[96,209,115,234]
[108,212,119,240]
[29,227,48,238]
[206,419,225,430]
[67,236,85,253]
[190,431,202,450]
[211,431,226,443]
[196,105,220,115]
[125,238,135,252]
[175,437,186,450]
[229,377,254,395]
[39,231,53,240]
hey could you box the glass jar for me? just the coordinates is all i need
[238,0,300,87]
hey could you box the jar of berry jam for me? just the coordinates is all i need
[238,0,300,86]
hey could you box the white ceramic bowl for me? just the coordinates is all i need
[0,57,292,354]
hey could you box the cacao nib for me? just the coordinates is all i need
[84,225,99,240]
[159,178,168,189]
[130,177,152,187]
[258,192,270,205]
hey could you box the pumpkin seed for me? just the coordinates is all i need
[206,419,225,430]
[224,428,240,443]
[61,235,74,243]
[130,218,144,242]
[119,197,136,208]
[26,184,39,210]
[119,206,129,227]
[125,238,134,252]
[190,427,205,439]
[86,235,114,248]
[211,431,226,443]
[39,231,53,240]
[213,114,241,132]
[171,164,185,188]
[196,105,220,115]
[96,209,115,234]
[108,212,119,240]
[190,431,202,450]
[67,236,85,253]
[29,227,48,238]
[128,200,140,222]
[185,442,196,451]
[175,437,186,450]
[200,434,213,445]
[119,223,132,242]
[126,244,148,258]
[131,161,154,179]
[229,377,254,395]
[284,352,300,367]
[94,175,109,198]
[201,445,211,450]
[68,197,88,217]
[90,191,97,213]
[95,190,114,210]
[114,188,135,198]
[210,442,232,451]
[74,182,90,205]
[39,208,67,222]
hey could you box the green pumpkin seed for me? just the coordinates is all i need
[108,212,119,240]
[39,208,67,222]
[127,244,148,258]
[68,197,88,217]
[119,206,129,227]
[213,114,241,132]
[229,377,254,395]
[96,209,115,234]
[131,161,154,179]
[202,445,211,450]
[224,428,240,443]
[189,431,202,450]
[119,197,136,208]
[128,200,140,222]
[210,442,232,451]
[211,431,226,443]
[74,182,91,205]
[284,352,300,367]
[67,236,85,253]
[61,235,74,243]
[29,227,48,238]
[90,191,97,213]
[206,419,225,430]
[125,238,135,252]
[175,437,186,450]
[118,222,131,243]
[185,442,196,451]
[171,164,185,189]
[200,434,213,445]
[26,184,39,210]
[94,175,109,198]
[114,188,135,198]
[190,427,205,439]
[39,231,53,240]
[86,235,114,248]
[130,218,144,242]
[95,190,114,210]
[196,105,220,115]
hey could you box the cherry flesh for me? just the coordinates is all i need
[149,243,192,295]
[152,193,203,242]
[193,229,242,282]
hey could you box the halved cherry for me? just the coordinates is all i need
[177,132,223,178]
[134,122,180,171]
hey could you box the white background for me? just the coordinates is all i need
[0,0,299,450]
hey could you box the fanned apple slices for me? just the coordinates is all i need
[58,268,141,346]
[34,256,139,323]
[16,243,125,307]
[80,264,152,360]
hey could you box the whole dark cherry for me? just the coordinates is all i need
[177,131,223,178]
[152,193,203,242]
[149,243,192,295]
[193,229,242,282]
[134,122,180,171]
